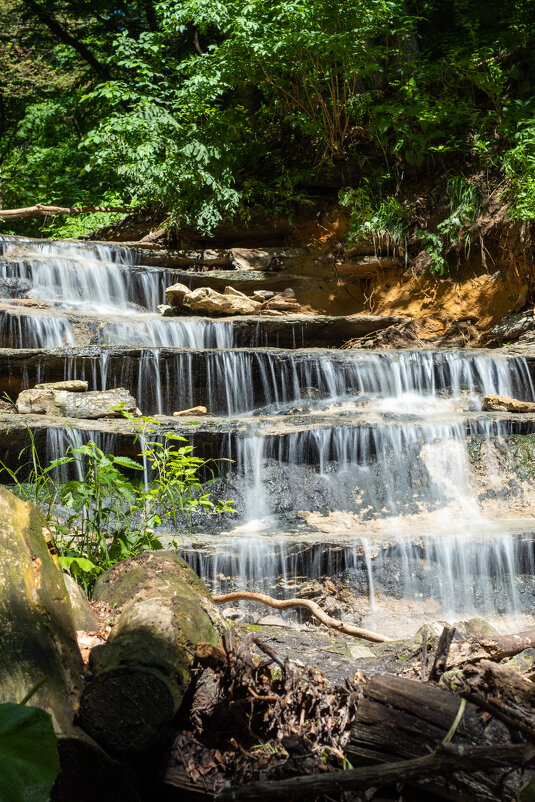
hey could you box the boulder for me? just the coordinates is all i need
[164,282,191,308]
[230,247,303,272]
[487,309,535,345]
[35,380,88,392]
[183,286,262,316]
[262,295,300,312]
[16,387,137,418]
[223,285,249,298]
[252,290,276,301]
[173,406,210,416]
[482,394,535,413]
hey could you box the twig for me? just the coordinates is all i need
[212,592,391,643]
[252,638,286,670]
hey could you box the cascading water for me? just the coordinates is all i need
[4,233,535,637]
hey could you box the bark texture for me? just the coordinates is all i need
[79,552,228,753]
[0,486,83,734]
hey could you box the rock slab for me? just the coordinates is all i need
[482,394,535,413]
[17,387,137,418]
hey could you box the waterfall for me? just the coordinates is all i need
[0,235,160,313]
[4,233,535,634]
[0,309,74,348]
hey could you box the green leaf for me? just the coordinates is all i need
[58,556,97,573]
[112,456,144,470]
[0,703,60,802]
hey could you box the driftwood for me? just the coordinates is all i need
[78,553,228,753]
[0,204,130,221]
[346,674,521,800]
[218,743,533,801]
[212,591,391,643]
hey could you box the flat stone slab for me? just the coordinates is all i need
[0,305,408,348]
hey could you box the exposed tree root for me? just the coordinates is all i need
[212,591,392,643]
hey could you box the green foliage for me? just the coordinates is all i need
[2,0,535,235]
[503,122,535,220]
[2,418,233,593]
[417,176,480,275]
[420,231,447,276]
[438,176,480,250]
[0,703,60,802]
[339,184,411,256]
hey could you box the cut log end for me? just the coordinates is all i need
[79,668,175,753]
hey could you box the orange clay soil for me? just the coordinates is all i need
[284,210,530,338]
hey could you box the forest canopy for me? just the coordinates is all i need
[2,0,535,236]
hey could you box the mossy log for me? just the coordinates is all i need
[0,486,83,733]
[0,487,140,801]
[78,552,228,754]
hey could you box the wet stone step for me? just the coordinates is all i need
[0,305,407,349]
[0,345,533,416]
[2,410,535,474]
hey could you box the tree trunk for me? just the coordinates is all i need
[0,204,130,221]
[78,552,228,754]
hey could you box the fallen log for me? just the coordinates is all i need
[212,591,391,643]
[447,629,535,668]
[218,743,533,802]
[0,487,139,800]
[346,674,520,800]
[0,486,83,733]
[0,204,131,221]
[78,552,229,753]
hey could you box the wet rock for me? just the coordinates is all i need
[488,309,535,345]
[222,606,246,622]
[482,394,535,413]
[183,286,262,316]
[0,276,33,299]
[454,618,500,639]
[165,282,191,307]
[157,304,176,317]
[504,647,535,675]
[35,380,88,392]
[16,387,137,418]
[230,248,303,272]
[257,614,291,627]
[173,406,211,416]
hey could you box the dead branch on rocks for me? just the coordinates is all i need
[0,204,131,221]
[218,743,535,802]
[212,591,392,643]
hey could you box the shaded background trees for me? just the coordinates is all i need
[3,0,535,239]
